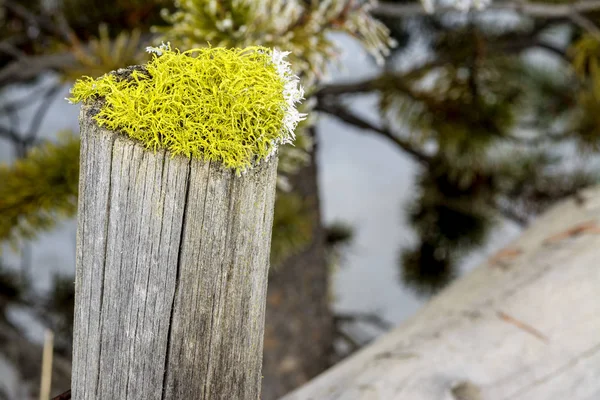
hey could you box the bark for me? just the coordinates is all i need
[261,135,334,400]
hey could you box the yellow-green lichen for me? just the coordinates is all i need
[68,44,305,173]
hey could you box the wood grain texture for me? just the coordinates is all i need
[72,104,278,399]
[282,186,600,400]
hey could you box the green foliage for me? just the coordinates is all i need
[517,64,579,132]
[324,221,354,274]
[0,264,25,319]
[499,152,599,213]
[270,191,314,267]
[399,159,494,296]
[399,146,598,295]
[370,19,600,294]
[0,132,80,248]
[400,241,456,297]
[154,0,395,85]
[572,34,600,97]
[407,156,495,252]
[325,221,354,247]
[571,92,600,151]
[69,45,303,173]
[558,34,600,151]
[61,23,147,81]
[379,59,525,159]
[151,0,396,195]
[61,0,171,37]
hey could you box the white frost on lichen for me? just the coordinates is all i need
[145,41,171,56]
[268,48,307,154]
[239,48,307,174]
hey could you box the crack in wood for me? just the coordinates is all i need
[542,220,600,246]
[497,310,548,342]
[503,341,600,399]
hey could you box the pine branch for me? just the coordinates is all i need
[373,1,600,37]
[315,99,431,164]
[0,132,80,246]
[506,131,572,146]
[526,41,568,60]
[373,0,600,19]
[0,125,27,157]
[334,312,393,331]
[316,34,567,101]
[315,79,378,98]
[490,199,529,226]
[0,40,27,59]
[1,82,56,112]
[0,82,63,155]
[0,99,27,156]
[25,83,62,143]
[3,0,71,43]
[492,35,569,60]
[570,10,600,40]
[335,327,362,353]
[0,52,76,87]
[0,125,20,143]
[315,65,441,104]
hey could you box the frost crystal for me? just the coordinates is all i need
[145,42,171,56]
[268,49,307,153]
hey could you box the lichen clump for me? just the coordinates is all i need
[67,44,306,173]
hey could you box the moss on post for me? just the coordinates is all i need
[68,44,305,174]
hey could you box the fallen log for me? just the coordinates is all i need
[282,186,600,400]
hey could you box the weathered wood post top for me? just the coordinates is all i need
[67,43,305,399]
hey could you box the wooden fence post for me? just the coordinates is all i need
[72,105,277,399]
[70,46,303,399]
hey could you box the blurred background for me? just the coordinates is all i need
[2,0,600,398]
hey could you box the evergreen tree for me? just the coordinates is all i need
[316,0,600,294]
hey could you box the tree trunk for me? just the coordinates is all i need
[282,186,600,400]
[262,133,334,400]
